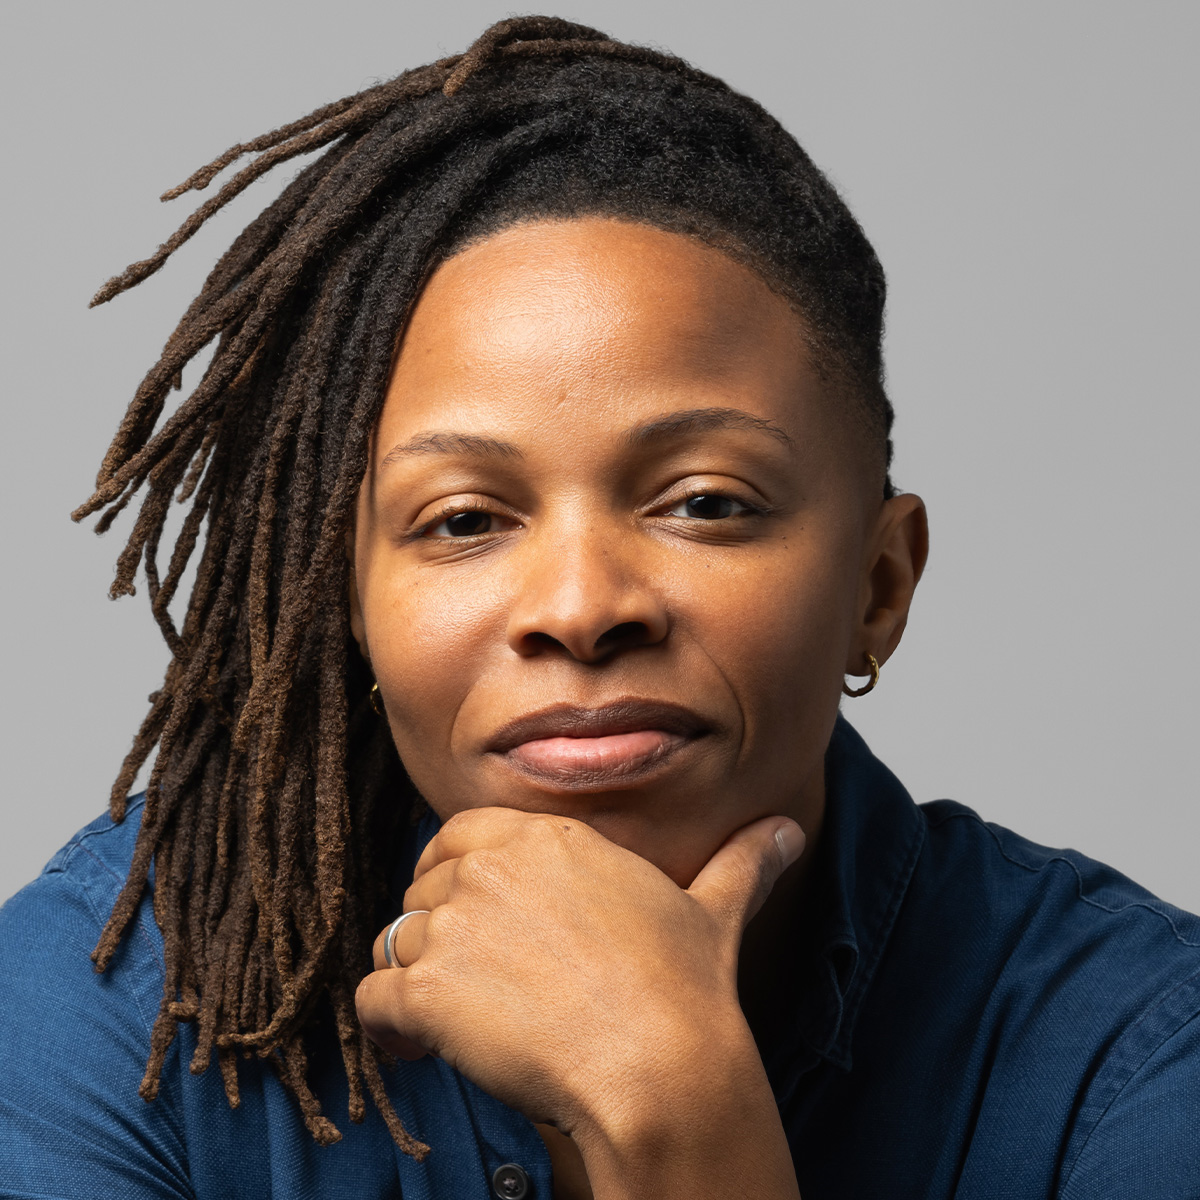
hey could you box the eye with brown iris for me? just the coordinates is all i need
[673,495,739,520]
[424,492,755,540]
[440,511,493,537]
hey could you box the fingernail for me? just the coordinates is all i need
[775,821,806,869]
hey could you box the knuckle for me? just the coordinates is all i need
[440,808,475,834]
[400,958,442,1009]
[454,848,507,894]
[422,903,455,943]
[354,972,393,1029]
[750,846,774,889]
[353,975,371,1010]
[402,873,435,912]
[530,812,582,847]
[740,849,777,917]
[731,849,770,904]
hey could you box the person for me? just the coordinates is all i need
[0,15,1196,1200]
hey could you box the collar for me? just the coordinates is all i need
[752,716,926,1100]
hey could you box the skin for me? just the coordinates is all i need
[351,217,927,1199]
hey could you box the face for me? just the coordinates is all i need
[351,217,924,886]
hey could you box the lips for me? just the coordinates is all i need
[486,700,710,788]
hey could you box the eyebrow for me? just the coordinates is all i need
[625,407,795,451]
[379,406,794,469]
[380,431,524,466]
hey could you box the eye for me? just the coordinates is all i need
[668,494,744,520]
[426,509,498,538]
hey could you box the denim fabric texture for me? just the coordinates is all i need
[1,717,1197,1198]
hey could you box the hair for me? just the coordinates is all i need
[77,16,895,1154]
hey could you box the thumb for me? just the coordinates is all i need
[687,817,806,934]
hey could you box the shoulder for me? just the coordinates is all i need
[0,793,162,1001]
[911,798,1200,1034]
[916,797,1200,965]
[0,798,194,1197]
[39,790,150,881]
[907,801,1200,1195]
[0,793,160,979]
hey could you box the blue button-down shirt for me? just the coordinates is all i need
[2,718,1198,1198]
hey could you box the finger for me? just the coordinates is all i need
[355,970,432,1061]
[382,851,498,969]
[687,817,805,934]
[371,909,430,971]
[402,857,460,915]
[412,806,560,881]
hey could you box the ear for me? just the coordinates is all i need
[847,493,928,675]
[346,524,369,662]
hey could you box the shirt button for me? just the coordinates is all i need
[491,1162,531,1200]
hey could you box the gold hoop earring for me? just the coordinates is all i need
[369,682,385,716]
[842,653,880,698]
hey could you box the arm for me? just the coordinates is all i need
[0,850,192,1200]
[355,808,805,1200]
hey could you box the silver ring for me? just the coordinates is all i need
[383,909,430,969]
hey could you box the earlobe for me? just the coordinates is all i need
[846,493,929,674]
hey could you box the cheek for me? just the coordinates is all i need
[672,529,858,804]
[677,536,855,700]
[362,562,504,751]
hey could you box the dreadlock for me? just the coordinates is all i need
[77,15,895,1153]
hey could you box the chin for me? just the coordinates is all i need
[434,784,725,888]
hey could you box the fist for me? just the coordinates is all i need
[355,807,804,1135]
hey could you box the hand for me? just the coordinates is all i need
[355,808,805,1197]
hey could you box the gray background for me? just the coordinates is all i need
[2,2,1196,907]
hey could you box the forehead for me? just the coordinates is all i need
[417,217,801,355]
[379,217,850,470]
[403,218,802,371]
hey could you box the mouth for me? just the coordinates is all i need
[486,699,710,789]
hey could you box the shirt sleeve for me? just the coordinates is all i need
[1058,1010,1200,1200]
[0,843,193,1199]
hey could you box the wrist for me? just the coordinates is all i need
[569,1014,799,1200]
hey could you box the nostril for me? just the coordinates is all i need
[521,631,567,654]
[594,621,651,652]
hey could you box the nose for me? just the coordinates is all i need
[505,524,669,663]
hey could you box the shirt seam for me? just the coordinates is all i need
[41,799,146,874]
[925,806,1200,947]
[1055,974,1200,1194]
